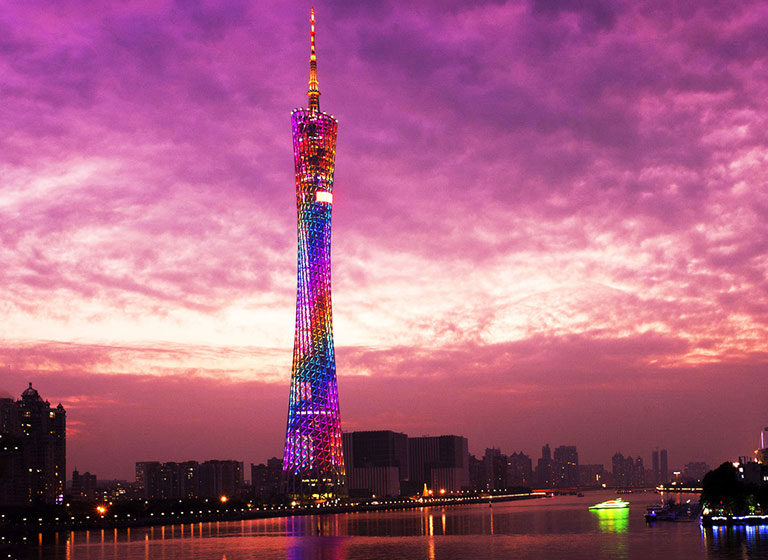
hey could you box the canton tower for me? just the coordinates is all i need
[282,9,345,498]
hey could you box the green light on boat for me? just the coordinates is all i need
[589,498,630,510]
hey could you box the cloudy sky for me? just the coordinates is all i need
[2,0,767,480]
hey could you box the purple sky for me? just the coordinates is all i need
[2,0,767,480]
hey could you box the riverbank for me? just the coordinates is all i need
[0,491,545,545]
[701,513,768,527]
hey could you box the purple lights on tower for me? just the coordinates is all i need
[282,9,345,498]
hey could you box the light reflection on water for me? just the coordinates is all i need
[704,524,768,558]
[26,491,768,560]
[592,508,630,534]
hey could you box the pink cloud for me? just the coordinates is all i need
[1,0,767,477]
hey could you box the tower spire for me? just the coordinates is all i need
[308,8,320,111]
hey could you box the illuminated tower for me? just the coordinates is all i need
[282,9,345,498]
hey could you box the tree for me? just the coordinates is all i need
[701,462,750,515]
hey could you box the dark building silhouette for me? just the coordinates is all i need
[468,454,484,490]
[199,460,243,499]
[0,384,65,504]
[553,445,578,488]
[578,464,608,487]
[536,444,553,488]
[474,449,533,490]
[136,461,162,499]
[652,448,669,485]
[660,449,669,484]
[137,459,243,499]
[682,461,710,483]
[483,448,504,490]
[408,435,469,492]
[251,457,282,501]
[71,469,97,501]
[343,431,409,497]
[507,451,534,488]
[612,453,645,487]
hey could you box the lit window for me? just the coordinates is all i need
[315,191,333,204]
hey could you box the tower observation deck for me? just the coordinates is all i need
[282,9,345,498]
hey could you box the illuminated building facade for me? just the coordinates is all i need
[282,9,345,498]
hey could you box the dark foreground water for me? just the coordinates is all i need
[27,491,768,559]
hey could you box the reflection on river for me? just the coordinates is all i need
[27,491,768,560]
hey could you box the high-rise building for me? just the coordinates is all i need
[578,464,608,487]
[343,431,408,497]
[408,435,469,493]
[0,393,24,505]
[483,448,503,490]
[137,459,241,500]
[507,452,534,488]
[536,444,553,488]
[71,469,97,501]
[682,462,710,483]
[652,448,669,485]
[251,458,283,502]
[612,452,645,487]
[468,455,484,490]
[553,445,578,488]
[178,461,200,499]
[0,384,65,505]
[159,462,182,499]
[136,461,162,499]
[757,428,768,464]
[282,8,345,499]
[199,460,243,499]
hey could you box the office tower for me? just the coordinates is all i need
[553,445,579,488]
[282,8,345,499]
[408,435,469,492]
[0,384,65,504]
[652,449,660,485]
[343,431,408,497]
[660,449,668,484]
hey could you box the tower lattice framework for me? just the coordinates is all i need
[282,8,345,498]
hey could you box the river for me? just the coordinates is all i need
[25,491,768,559]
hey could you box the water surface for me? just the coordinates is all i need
[29,491,768,559]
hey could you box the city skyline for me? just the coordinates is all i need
[2,2,767,479]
